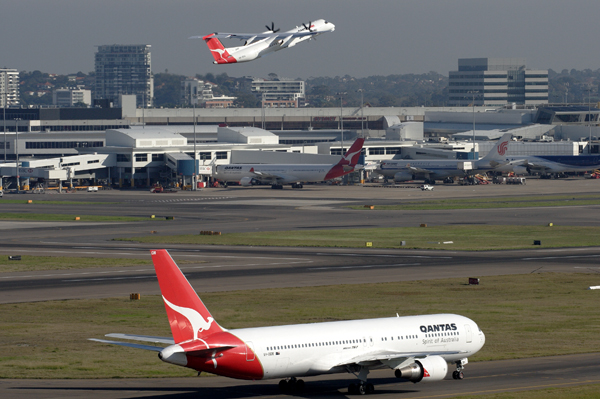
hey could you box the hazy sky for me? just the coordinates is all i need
[2,0,598,80]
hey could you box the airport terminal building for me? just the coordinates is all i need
[1,98,599,189]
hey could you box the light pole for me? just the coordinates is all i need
[14,117,20,193]
[588,86,593,154]
[193,101,197,190]
[3,91,6,162]
[337,92,346,152]
[468,91,478,156]
[357,89,364,138]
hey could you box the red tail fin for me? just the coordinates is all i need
[324,137,365,180]
[337,137,365,167]
[202,34,236,64]
[150,250,223,344]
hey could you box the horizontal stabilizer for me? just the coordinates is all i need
[185,345,236,358]
[105,333,174,345]
[88,338,164,352]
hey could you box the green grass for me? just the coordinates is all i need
[0,213,154,222]
[349,194,600,211]
[0,255,202,273]
[0,255,152,273]
[0,200,115,205]
[1,273,599,379]
[119,225,600,250]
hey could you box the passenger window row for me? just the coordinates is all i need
[267,338,364,351]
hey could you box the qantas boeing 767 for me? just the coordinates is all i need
[91,250,485,395]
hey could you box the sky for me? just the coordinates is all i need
[2,0,599,80]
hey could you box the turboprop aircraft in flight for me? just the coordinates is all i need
[191,19,335,64]
[91,249,485,395]
[213,137,365,189]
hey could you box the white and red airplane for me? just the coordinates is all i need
[191,19,335,64]
[91,250,485,395]
[213,137,365,189]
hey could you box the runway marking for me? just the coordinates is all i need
[127,197,232,203]
[309,263,421,270]
[316,252,452,259]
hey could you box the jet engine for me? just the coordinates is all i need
[394,356,448,383]
[393,171,414,182]
[239,177,256,186]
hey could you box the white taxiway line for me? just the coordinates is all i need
[309,263,421,270]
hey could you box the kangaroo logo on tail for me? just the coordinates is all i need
[162,296,214,339]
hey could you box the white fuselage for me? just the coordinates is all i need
[377,160,472,181]
[215,164,333,184]
[230,314,485,380]
[490,155,600,174]
[229,19,334,63]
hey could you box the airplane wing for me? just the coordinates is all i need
[333,349,463,368]
[189,31,317,41]
[249,169,288,184]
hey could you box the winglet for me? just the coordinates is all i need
[202,34,236,64]
[150,250,223,344]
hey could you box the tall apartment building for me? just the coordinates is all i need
[94,45,153,108]
[251,79,305,108]
[0,68,20,107]
[448,58,548,106]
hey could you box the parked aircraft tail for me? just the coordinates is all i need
[482,133,512,160]
[150,249,224,343]
[337,137,365,167]
[202,34,236,64]
[324,137,365,180]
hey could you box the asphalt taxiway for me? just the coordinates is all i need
[1,178,600,397]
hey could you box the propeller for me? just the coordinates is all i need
[265,22,280,33]
[302,21,314,32]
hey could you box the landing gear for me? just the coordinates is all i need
[452,370,464,380]
[278,377,304,393]
[348,382,374,395]
[271,184,283,189]
[347,366,374,395]
[291,183,303,189]
[452,358,468,380]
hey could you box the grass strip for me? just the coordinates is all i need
[1,273,599,379]
[0,255,202,273]
[0,255,152,273]
[0,200,116,205]
[119,225,600,250]
[0,213,153,222]
[349,194,600,211]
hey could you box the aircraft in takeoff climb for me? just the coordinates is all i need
[91,249,485,395]
[191,19,335,64]
[213,137,365,189]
